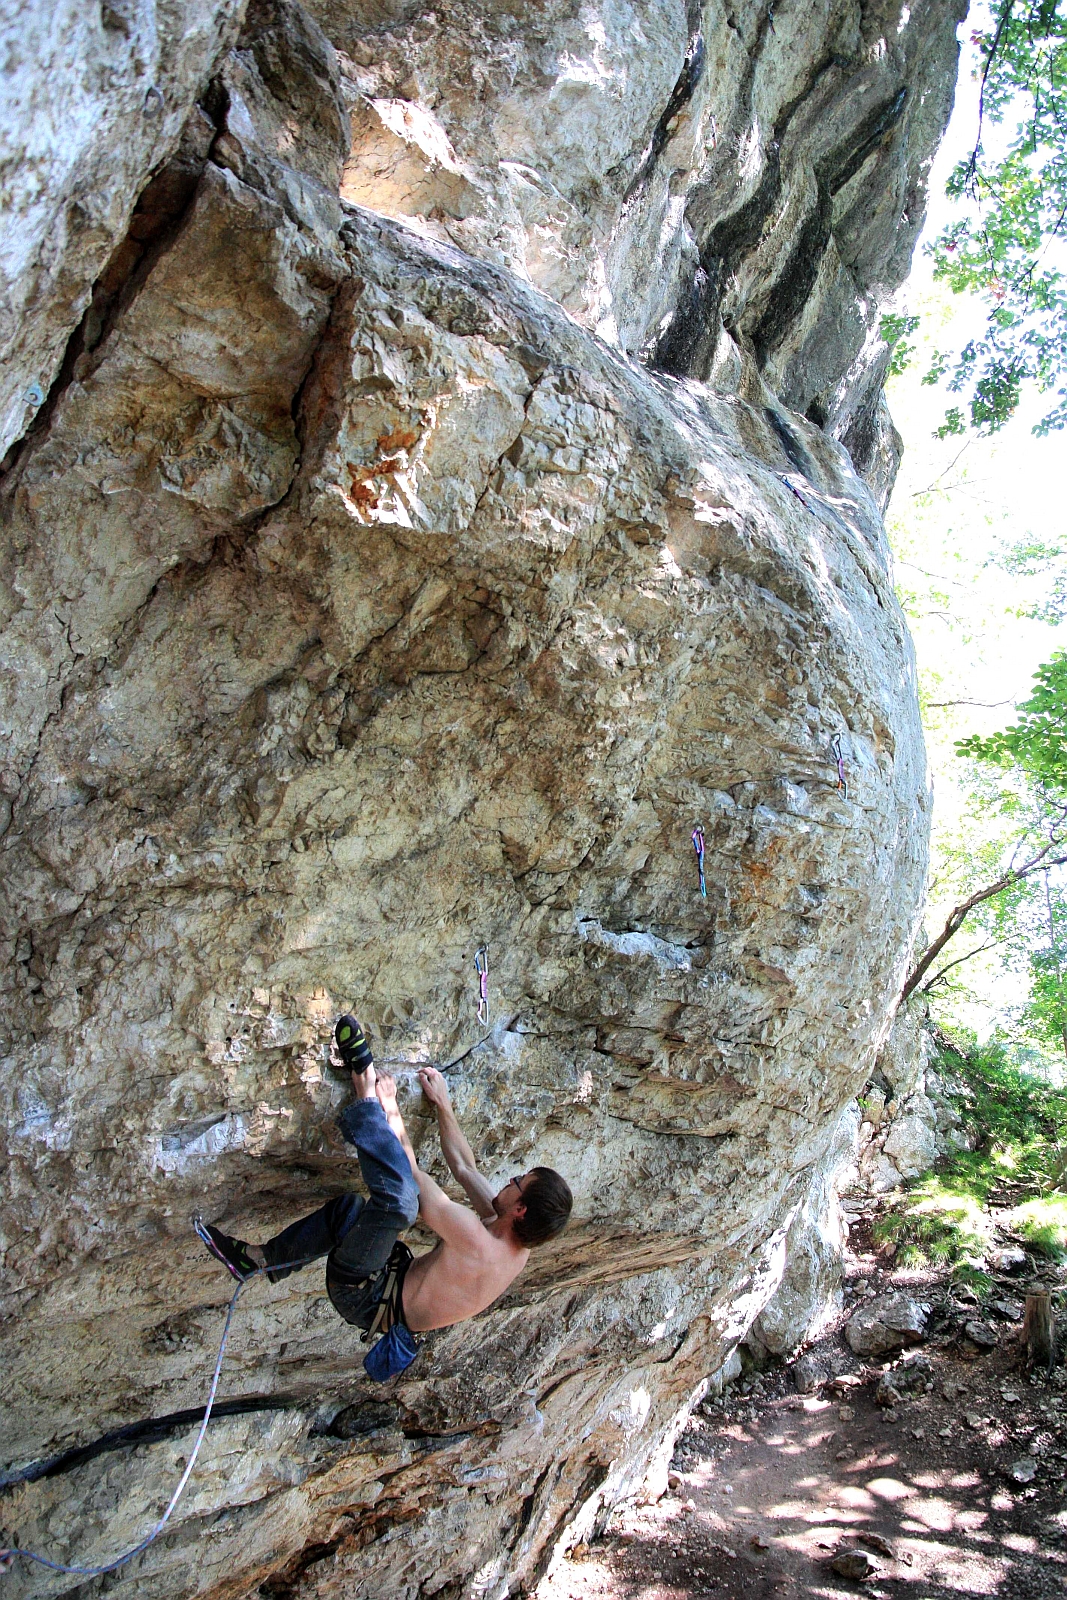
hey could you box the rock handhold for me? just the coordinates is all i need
[845,1293,931,1356]
[1009,1458,1038,1484]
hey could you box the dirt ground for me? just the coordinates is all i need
[540,1218,1067,1600]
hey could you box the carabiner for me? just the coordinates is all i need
[691,825,707,898]
[474,945,489,1028]
[830,734,847,800]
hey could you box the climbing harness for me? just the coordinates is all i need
[830,733,848,800]
[361,1240,413,1343]
[0,1250,315,1581]
[330,1239,421,1380]
[691,824,707,898]
[474,944,489,1028]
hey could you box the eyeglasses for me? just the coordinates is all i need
[510,1172,529,1196]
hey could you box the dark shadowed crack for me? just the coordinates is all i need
[649,51,908,386]
[621,0,705,207]
[750,87,909,365]
[0,1395,300,1491]
[0,82,229,496]
[258,1535,346,1599]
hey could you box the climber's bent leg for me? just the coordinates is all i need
[336,1097,419,1232]
[259,1192,365,1283]
[328,1098,419,1279]
[262,1099,419,1307]
[328,1099,419,1326]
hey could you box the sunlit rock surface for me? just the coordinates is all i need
[0,0,247,461]
[319,0,961,504]
[0,0,955,1594]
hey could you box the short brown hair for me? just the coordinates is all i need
[514,1167,573,1247]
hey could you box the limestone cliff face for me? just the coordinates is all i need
[0,1,952,1595]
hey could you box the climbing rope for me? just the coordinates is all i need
[691,825,707,898]
[830,733,848,800]
[474,945,489,1028]
[0,1253,313,1580]
[1,1015,510,1578]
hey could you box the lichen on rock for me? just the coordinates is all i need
[0,0,960,1593]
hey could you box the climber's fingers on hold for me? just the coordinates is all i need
[418,1067,448,1104]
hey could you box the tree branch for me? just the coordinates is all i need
[919,939,1001,993]
[909,441,972,498]
[965,0,1017,195]
[901,830,1067,1003]
[925,698,1014,709]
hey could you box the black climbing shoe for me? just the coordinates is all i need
[335,1013,374,1075]
[195,1217,259,1282]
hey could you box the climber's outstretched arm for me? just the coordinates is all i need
[418,1067,496,1219]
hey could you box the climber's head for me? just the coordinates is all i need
[494,1167,572,1247]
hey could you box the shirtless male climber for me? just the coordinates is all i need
[197,1015,573,1379]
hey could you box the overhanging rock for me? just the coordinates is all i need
[0,0,949,1593]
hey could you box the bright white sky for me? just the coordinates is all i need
[884,12,1066,1040]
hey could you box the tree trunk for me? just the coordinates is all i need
[1025,1290,1056,1372]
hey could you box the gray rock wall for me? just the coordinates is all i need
[0,1,953,1595]
[315,0,964,504]
[0,0,247,461]
[851,1003,972,1194]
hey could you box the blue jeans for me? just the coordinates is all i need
[262,1099,419,1326]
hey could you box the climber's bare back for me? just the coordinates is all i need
[371,1064,572,1335]
[372,1068,534,1332]
[401,1215,528,1332]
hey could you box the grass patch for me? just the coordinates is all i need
[872,1178,993,1275]
[873,1033,1067,1273]
[1008,1196,1067,1260]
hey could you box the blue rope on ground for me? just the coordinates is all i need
[0,1255,313,1580]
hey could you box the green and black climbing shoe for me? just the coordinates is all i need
[335,1013,374,1075]
[195,1217,259,1283]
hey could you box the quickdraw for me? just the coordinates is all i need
[830,733,847,799]
[474,945,489,1028]
[780,472,812,511]
[691,824,707,898]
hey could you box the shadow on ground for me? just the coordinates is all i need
[540,1268,1067,1599]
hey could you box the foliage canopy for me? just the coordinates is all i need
[873,1035,1067,1281]
[924,0,1067,436]
[957,651,1067,790]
